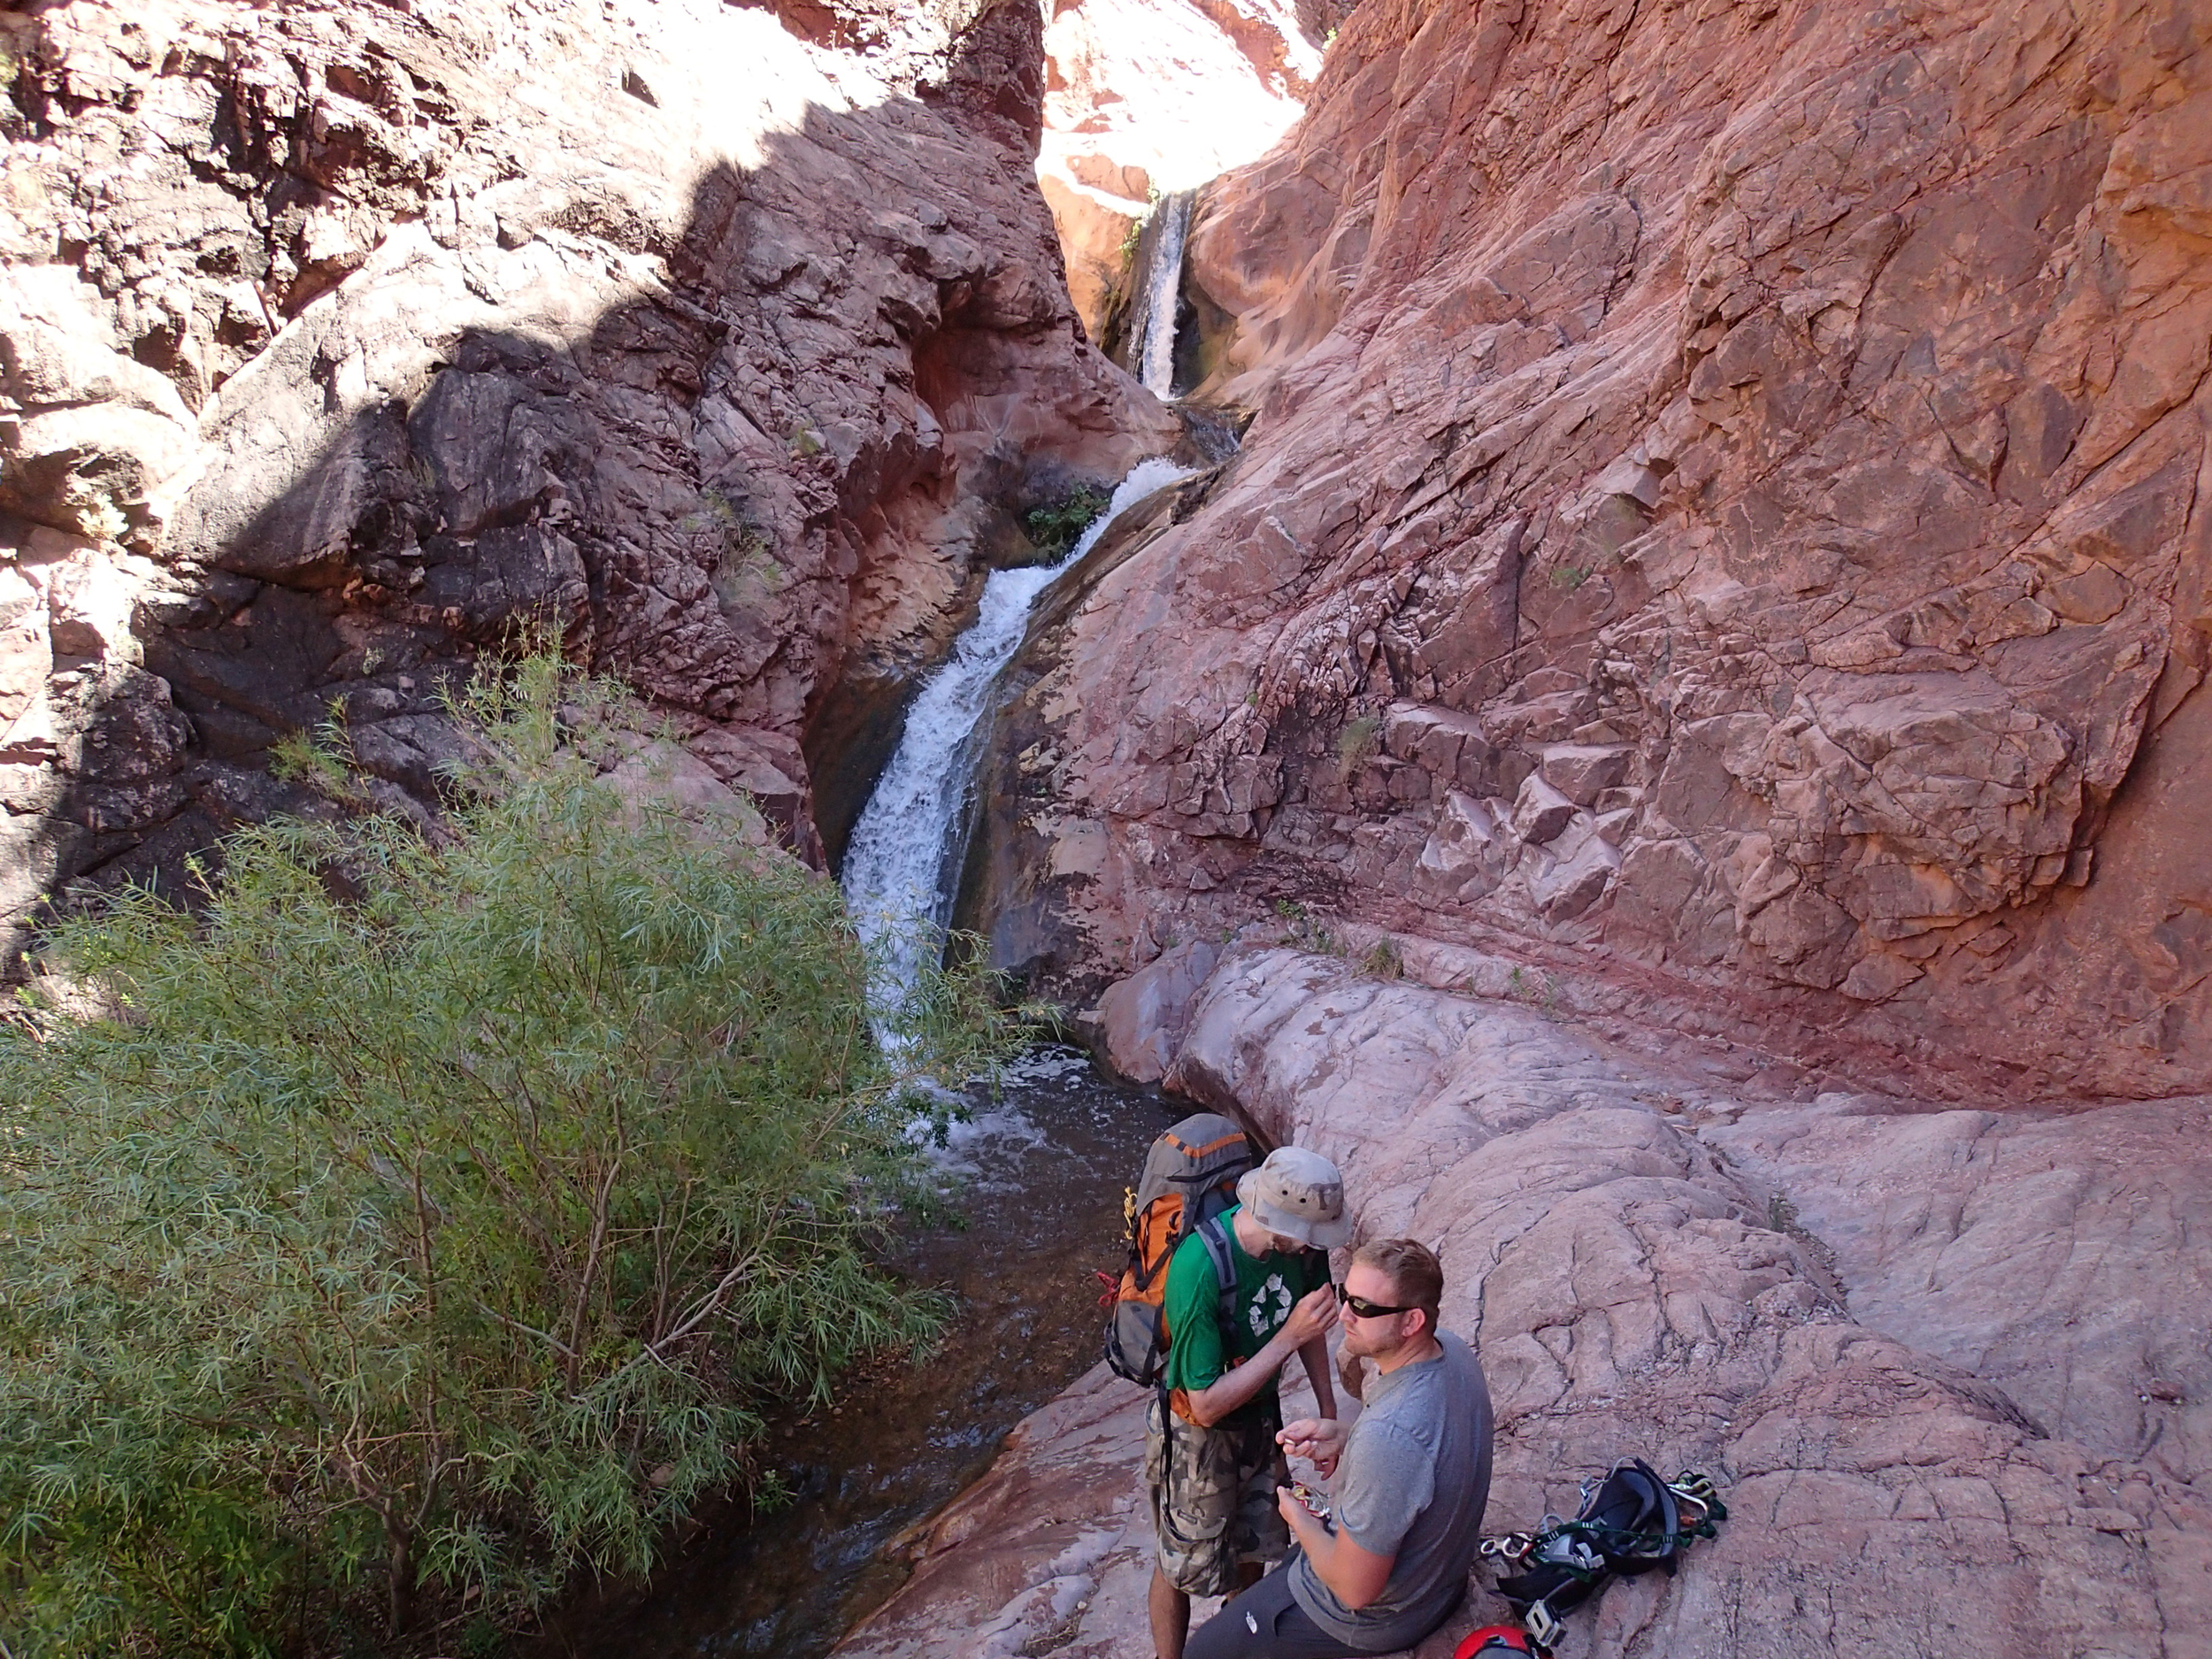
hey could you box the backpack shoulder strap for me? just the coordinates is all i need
[1195,1215,1240,1351]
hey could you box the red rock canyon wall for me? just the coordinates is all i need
[980,0,2212,1101]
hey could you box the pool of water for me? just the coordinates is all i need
[525,1049,1177,1659]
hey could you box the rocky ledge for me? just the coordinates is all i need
[834,947,2211,1659]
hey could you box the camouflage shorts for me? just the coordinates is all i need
[1144,1396,1290,1597]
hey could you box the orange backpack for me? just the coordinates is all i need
[1103,1112,1253,1386]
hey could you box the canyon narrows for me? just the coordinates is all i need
[0,0,1176,951]
[2,0,2209,1657]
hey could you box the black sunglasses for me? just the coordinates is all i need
[1333,1282,1413,1319]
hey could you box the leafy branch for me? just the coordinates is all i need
[0,654,1010,1655]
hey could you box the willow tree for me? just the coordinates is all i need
[0,657,1006,1656]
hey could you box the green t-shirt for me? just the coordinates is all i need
[1161,1204,1329,1429]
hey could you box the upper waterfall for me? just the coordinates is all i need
[1129,191,1197,398]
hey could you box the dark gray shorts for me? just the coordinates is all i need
[1183,1567,1363,1659]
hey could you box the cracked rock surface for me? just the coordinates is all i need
[971,0,2212,1099]
[834,949,2212,1659]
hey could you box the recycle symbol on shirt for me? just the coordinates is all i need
[1249,1273,1293,1337]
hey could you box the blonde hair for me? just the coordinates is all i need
[1353,1238,1443,1333]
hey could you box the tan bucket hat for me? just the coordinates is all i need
[1237,1146,1352,1248]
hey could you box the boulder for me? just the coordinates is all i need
[598,737,770,849]
[1092,938,1218,1083]
[1508,772,1577,847]
[1536,742,1632,807]
[0,266,198,547]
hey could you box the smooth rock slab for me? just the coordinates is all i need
[837,950,2208,1659]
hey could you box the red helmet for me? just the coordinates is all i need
[1454,1627,1537,1659]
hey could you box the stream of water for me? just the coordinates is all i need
[534,1054,1175,1659]
[534,459,1196,1658]
[841,456,1194,1019]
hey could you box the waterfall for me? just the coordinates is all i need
[841,456,1195,1019]
[1128,190,1196,399]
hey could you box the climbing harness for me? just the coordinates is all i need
[1475,1462,1726,1655]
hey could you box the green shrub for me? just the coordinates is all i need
[0,657,1007,1655]
[1024,485,1111,558]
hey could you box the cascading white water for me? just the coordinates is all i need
[842,457,1194,1020]
[1133,191,1195,399]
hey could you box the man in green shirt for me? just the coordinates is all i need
[1148,1147,1352,1659]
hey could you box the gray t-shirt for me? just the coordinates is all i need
[1289,1331,1494,1651]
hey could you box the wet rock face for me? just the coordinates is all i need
[0,0,1173,949]
[1002,0,2212,1097]
[833,949,2212,1659]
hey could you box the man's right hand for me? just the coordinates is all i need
[1278,1415,1348,1477]
[1281,1284,1340,1348]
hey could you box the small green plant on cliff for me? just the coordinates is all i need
[1335,713,1381,778]
[730,523,783,590]
[680,486,741,536]
[73,490,129,545]
[1271,897,1343,956]
[0,655,1007,1657]
[687,491,782,599]
[1118,211,1145,267]
[1362,937,1403,980]
[1117,186,1166,268]
[1504,964,1563,1016]
[1024,484,1111,559]
[268,705,356,801]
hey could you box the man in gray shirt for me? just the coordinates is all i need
[1184,1239,1494,1658]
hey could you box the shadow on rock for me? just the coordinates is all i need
[0,0,1173,964]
